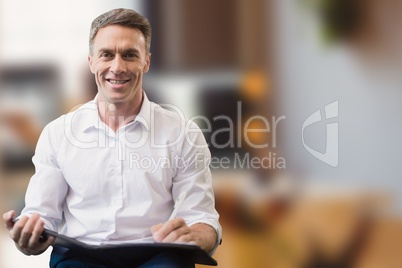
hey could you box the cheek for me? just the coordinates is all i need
[92,62,108,76]
[131,61,146,72]
[91,65,107,87]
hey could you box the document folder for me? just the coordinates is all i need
[44,228,218,266]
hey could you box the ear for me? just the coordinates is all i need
[88,55,95,74]
[144,53,151,73]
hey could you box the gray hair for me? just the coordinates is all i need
[89,8,151,55]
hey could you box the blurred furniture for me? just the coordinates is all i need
[0,64,61,170]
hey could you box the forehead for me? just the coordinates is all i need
[93,25,146,52]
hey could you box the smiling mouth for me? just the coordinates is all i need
[107,79,130,85]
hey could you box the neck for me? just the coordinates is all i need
[97,91,143,132]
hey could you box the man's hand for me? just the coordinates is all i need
[3,210,55,255]
[151,218,217,253]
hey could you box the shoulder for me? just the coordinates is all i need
[41,100,97,140]
[148,102,187,134]
[150,102,186,124]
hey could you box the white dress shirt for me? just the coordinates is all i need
[21,93,221,249]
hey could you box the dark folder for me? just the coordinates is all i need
[44,228,218,266]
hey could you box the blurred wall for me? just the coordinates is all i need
[0,0,142,98]
[274,0,402,207]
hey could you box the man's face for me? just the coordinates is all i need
[88,25,150,105]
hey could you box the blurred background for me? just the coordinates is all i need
[1,0,402,267]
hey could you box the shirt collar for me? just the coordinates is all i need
[78,91,151,133]
[134,92,151,131]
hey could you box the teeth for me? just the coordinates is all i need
[109,79,127,84]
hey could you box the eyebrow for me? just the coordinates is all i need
[98,48,140,55]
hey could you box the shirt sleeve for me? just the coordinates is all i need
[172,120,222,254]
[20,120,68,231]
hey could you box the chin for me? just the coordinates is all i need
[105,91,128,100]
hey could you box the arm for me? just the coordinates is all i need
[152,121,221,253]
[21,121,68,231]
[4,121,68,255]
[2,210,55,255]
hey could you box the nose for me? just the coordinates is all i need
[110,55,126,74]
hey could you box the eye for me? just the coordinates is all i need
[123,53,138,60]
[100,52,113,59]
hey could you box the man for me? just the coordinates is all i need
[3,8,221,267]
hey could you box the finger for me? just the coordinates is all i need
[3,210,15,230]
[162,224,191,243]
[151,223,163,235]
[18,214,39,249]
[153,218,186,242]
[28,218,45,248]
[10,215,29,243]
[27,220,55,256]
[154,218,190,242]
[176,233,196,244]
